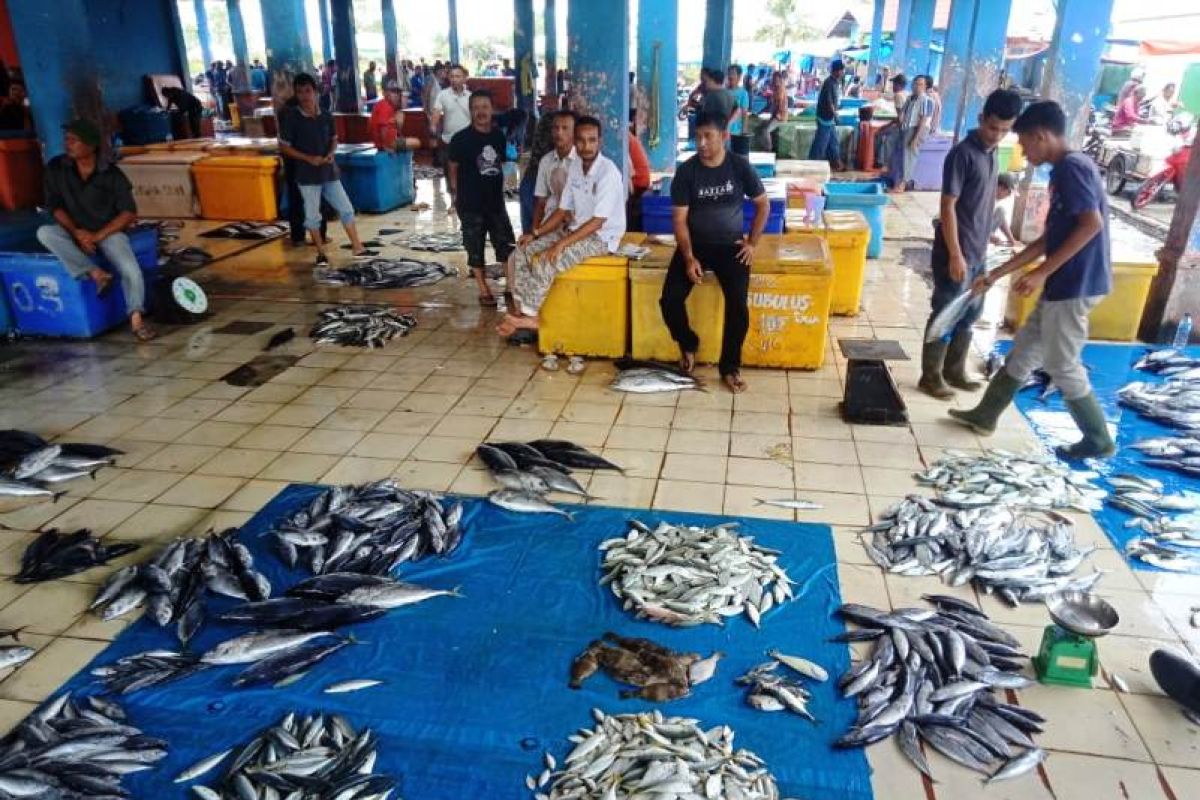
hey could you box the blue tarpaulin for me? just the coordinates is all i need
[1002,341,1200,572]
[50,485,874,800]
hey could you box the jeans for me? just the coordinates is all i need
[809,118,840,164]
[459,208,515,268]
[284,159,328,244]
[36,224,145,314]
[660,242,750,377]
[927,229,985,340]
[298,181,355,232]
[1003,297,1103,401]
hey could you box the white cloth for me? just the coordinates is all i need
[559,154,626,253]
[434,87,472,143]
[534,147,576,217]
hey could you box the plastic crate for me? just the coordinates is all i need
[0,137,44,211]
[537,254,629,358]
[743,235,834,369]
[823,182,888,258]
[1003,258,1159,342]
[192,155,279,220]
[624,234,726,364]
[119,151,207,218]
[911,135,953,191]
[117,105,171,145]
[335,148,414,213]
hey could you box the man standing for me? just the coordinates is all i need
[363,61,378,102]
[951,101,1115,460]
[36,120,153,341]
[698,67,735,133]
[809,60,845,169]
[918,89,1023,400]
[497,116,625,336]
[727,65,750,136]
[889,74,934,193]
[369,78,422,152]
[660,112,769,394]
[431,64,472,205]
[449,90,513,306]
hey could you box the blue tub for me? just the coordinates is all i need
[336,148,414,213]
[824,182,888,258]
[641,183,786,235]
[0,210,50,251]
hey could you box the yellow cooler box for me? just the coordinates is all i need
[1003,255,1159,341]
[626,234,727,364]
[744,235,834,369]
[119,151,207,218]
[538,253,629,358]
[191,155,280,220]
[783,210,870,316]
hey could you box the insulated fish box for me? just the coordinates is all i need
[626,233,726,364]
[191,155,280,220]
[336,148,414,213]
[538,254,629,358]
[1004,257,1159,342]
[743,235,834,369]
[823,182,888,258]
[119,151,207,218]
[820,210,871,316]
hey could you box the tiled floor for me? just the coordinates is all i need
[0,181,1197,798]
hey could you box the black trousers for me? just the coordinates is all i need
[459,208,515,268]
[660,242,750,377]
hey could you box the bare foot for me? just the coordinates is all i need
[679,350,696,375]
[495,317,518,337]
[722,373,748,394]
[509,314,539,331]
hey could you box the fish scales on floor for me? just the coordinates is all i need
[315,258,457,289]
[528,708,781,800]
[309,306,417,348]
[15,528,139,583]
[183,711,399,800]
[269,481,464,577]
[833,598,1046,784]
[599,520,795,628]
[0,693,166,798]
[0,429,123,502]
[568,632,722,702]
[477,440,621,518]
[864,495,1101,605]
[915,450,1106,511]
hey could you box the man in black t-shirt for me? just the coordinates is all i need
[660,112,770,394]
[809,60,844,169]
[449,89,514,306]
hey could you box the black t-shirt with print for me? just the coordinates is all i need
[671,152,765,244]
[449,125,507,213]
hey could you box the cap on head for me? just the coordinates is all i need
[63,119,101,149]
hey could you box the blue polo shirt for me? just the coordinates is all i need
[1044,152,1111,301]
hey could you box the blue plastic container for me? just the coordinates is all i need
[117,106,172,145]
[640,192,785,235]
[335,148,414,213]
[0,211,50,251]
[823,182,888,258]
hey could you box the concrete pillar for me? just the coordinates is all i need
[891,0,912,72]
[866,0,885,87]
[330,0,361,112]
[904,0,936,78]
[514,0,536,114]
[637,0,678,171]
[227,0,250,67]
[956,0,1012,140]
[382,0,399,78]
[544,0,558,98]
[702,0,732,71]
[317,0,333,65]
[938,0,977,137]
[194,0,214,68]
[448,0,461,64]
[263,0,311,88]
[8,0,97,159]
[1140,125,1200,343]
[1040,0,1115,146]
[567,0,630,175]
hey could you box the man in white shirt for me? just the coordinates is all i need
[497,115,626,336]
[430,64,472,205]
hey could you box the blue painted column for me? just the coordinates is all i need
[227,0,250,67]
[330,0,361,112]
[448,0,461,64]
[866,0,885,86]
[382,0,399,77]
[263,0,311,87]
[544,0,558,98]
[317,0,334,64]
[702,0,732,70]
[194,0,215,68]
[514,0,537,114]
[891,0,913,72]
[567,0,630,176]
[938,0,977,137]
[904,0,936,78]
[637,0,678,170]
[957,0,1012,139]
[1041,0,1116,145]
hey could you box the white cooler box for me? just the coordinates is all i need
[119,151,208,218]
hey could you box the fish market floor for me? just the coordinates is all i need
[0,184,1197,799]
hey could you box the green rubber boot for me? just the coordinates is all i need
[918,340,955,400]
[947,370,1022,435]
[943,331,982,391]
[1057,393,1116,460]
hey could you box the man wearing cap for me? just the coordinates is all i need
[809,60,845,170]
[36,120,154,341]
[369,78,423,154]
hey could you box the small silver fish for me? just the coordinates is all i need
[755,498,823,511]
[323,679,382,694]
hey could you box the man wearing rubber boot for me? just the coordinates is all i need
[1150,650,1200,723]
[950,101,1115,460]
[918,89,1022,399]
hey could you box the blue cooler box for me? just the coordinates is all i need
[336,148,414,213]
[642,177,786,235]
[823,182,888,258]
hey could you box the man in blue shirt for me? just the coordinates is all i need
[726,65,750,136]
[951,101,1115,459]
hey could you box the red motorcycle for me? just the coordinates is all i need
[1133,114,1194,210]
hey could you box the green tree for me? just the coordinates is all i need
[754,0,820,49]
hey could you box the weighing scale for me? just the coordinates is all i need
[1034,591,1120,688]
[838,339,909,425]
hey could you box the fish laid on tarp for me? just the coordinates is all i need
[915,449,1106,511]
[833,598,1046,784]
[268,481,464,576]
[737,658,821,722]
[528,708,780,799]
[1119,377,1200,432]
[309,305,417,348]
[864,495,1100,605]
[1130,435,1200,460]
[569,632,720,701]
[600,519,794,627]
[1134,347,1200,376]
[316,257,457,289]
[15,528,139,583]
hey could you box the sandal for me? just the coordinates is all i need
[541,354,560,372]
[566,356,586,375]
[506,329,537,346]
[133,324,157,342]
[315,253,329,267]
[722,372,748,394]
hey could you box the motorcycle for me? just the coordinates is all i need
[1083,107,1113,162]
[1132,113,1195,210]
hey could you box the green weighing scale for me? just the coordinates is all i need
[1034,591,1120,688]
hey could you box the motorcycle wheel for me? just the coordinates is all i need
[1133,171,1170,210]
[1105,156,1127,196]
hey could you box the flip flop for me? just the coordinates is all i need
[541,354,560,372]
[506,329,537,346]
[566,356,586,375]
[133,324,157,342]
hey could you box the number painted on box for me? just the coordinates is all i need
[10,282,33,312]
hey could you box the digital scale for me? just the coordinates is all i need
[1033,591,1120,688]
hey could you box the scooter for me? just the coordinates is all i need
[1083,107,1114,162]
[1132,113,1195,210]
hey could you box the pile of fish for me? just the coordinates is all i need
[0,693,167,797]
[1134,347,1200,377]
[736,651,828,722]
[269,481,464,576]
[528,709,780,799]
[90,528,272,645]
[309,305,417,348]
[476,440,621,518]
[1132,434,1200,461]
[569,632,721,701]
[610,364,703,394]
[916,450,1106,511]
[93,650,210,695]
[864,495,1100,604]
[1109,473,1200,572]
[600,520,794,627]
[15,528,139,583]
[399,231,463,251]
[185,711,397,799]
[1119,379,1200,432]
[0,429,122,502]
[316,257,457,289]
[833,598,1047,784]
